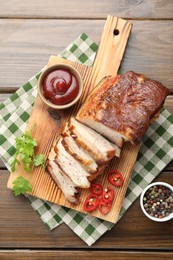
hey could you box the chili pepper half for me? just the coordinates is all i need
[90,183,103,196]
[83,194,100,212]
[108,170,124,187]
[98,199,112,215]
[102,187,114,203]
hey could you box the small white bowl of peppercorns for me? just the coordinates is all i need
[140,182,173,222]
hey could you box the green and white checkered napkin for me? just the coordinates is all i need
[0,33,173,246]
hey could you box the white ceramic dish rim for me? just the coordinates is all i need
[140,182,173,222]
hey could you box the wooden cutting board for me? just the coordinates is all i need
[7,15,139,223]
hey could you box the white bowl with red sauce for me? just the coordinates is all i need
[38,63,83,109]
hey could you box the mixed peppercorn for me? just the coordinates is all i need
[83,170,124,215]
[143,185,173,219]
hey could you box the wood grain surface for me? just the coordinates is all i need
[0,0,173,19]
[0,20,173,92]
[0,0,173,258]
[0,251,173,260]
[1,170,173,249]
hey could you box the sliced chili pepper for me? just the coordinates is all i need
[90,183,103,196]
[83,194,99,212]
[98,199,112,215]
[108,170,124,187]
[102,187,114,203]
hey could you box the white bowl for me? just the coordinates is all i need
[140,182,173,222]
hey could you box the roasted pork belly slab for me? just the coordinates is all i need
[76,71,169,145]
[68,117,115,164]
[76,75,124,147]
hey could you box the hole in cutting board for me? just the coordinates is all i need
[113,29,119,36]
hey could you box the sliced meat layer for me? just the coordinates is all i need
[55,137,90,188]
[75,117,124,148]
[68,117,115,164]
[109,142,121,158]
[87,164,107,182]
[47,160,79,204]
[62,124,98,174]
[76,72,169,145]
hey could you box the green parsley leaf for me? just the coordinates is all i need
[11,126,46,196]
[12,176,32,196]
[34,154,46,169]
[10,157,20,173]
[23,142,35,157]
[10,126,46,172]
[23,156,32,172]
[23,132,37,147]
[16,136,25,153]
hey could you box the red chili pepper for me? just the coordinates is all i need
[83,194,99,212]
[98,199,112,215]
[108,170,124,187]
[102,187,114,203]
[90,183,103,196]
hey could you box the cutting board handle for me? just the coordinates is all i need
[92,15,132,85]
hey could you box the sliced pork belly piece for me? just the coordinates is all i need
[109,142,121,158]
[68,117,115,164]
[47,160,79,204]
[76,72,169,145]
[55,137,90,188]
[75,117,124,148]
[62,125,98,174]
[88,164,107,182]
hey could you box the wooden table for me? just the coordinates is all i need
[0,1,173,259]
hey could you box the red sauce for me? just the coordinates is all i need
[43,69,79,105]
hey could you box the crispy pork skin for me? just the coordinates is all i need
[68,117,115,164]
[76,71,169,145]
[55,137,90,189]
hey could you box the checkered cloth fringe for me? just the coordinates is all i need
[0,33,173,246]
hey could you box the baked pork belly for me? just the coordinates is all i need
[47,147,79,204]
[55,137,90,189]
[68,117,116,164]
[46,120,116,204]
[76,75,124,147]
[47,160,79,204]
[76,71,169,145]
[62,124,98,174]
[109,142,121,158]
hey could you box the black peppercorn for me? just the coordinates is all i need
[143,185,173,219]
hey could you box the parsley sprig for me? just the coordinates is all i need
[10,127,45,172]
[10,127,46,196]
[12,176,32,196]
